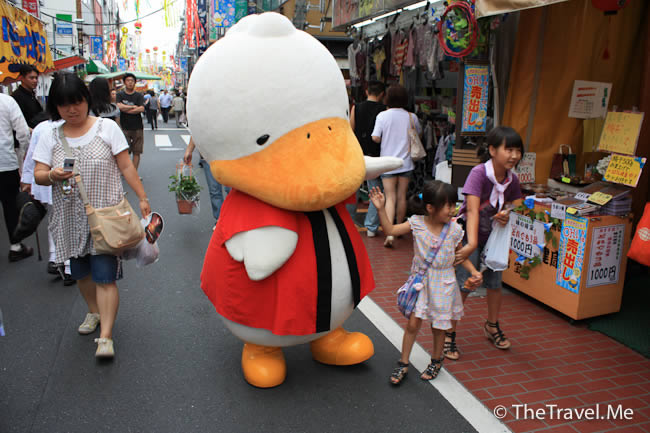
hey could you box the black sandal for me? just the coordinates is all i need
[390,361,409,385]
[484,320,511,350]
[443,331,460,360]
[421,357,444,381]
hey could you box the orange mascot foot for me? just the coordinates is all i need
[310,327,374,365]
[241,343,286,388]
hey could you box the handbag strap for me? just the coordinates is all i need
[416,222,450,277]
[408,113,417,132]
[58,126,91,207]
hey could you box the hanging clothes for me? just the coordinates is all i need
[382,31,392,81]
[393,33,409,82]
[427,36,444,80]
[415,22,434,68]
[372,47,386,81]
[348,41,362,80]
[404,27,417,69]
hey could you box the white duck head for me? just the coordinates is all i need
[186,12,365,212]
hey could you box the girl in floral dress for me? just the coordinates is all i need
[369,181,482,385]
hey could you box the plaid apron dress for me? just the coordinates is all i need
[49,119,125,263]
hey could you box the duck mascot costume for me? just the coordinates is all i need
[187,12,402,388]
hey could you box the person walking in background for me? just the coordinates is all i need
[89,77,120,122]
[172,92,185,128]
[33,72,151,359]
[19,112,74,284]
[116,73,145,170]
[12,64,44,129]
[0,93,32,262]
[371,85,421,248]
[148,91,159,131]
[159,89,172,124]
[183,137,230,227]
[143,90,152,126]
[349,80,386,237]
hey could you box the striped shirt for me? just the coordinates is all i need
[0,93,30,172]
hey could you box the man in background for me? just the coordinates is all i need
[116,73,145,170]
[348,80,386,237]
[159,89,173,124]
[12,64,44,129]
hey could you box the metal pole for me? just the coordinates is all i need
[52,16,57,60]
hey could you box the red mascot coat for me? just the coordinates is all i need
[201,189,375,336]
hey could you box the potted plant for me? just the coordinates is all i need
[168,173,201,214]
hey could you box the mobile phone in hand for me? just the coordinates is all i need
[63,157,76,172]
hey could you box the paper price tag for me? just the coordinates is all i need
[566,207,578,215]
[588,192,613,206]
[551,202,567,220]
[574,192,591,202]
[562,177,571,184]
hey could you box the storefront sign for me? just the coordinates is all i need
[211,0,236,29]
[89,36,103,61]
[22,0,38,16]
[56,14,73,35]
[568,80,611,119]
[509,213,545,259]
[587,224,624,288]
[598,111,644,155]
[0,1,53,83]
[516,152,536,184]
[603,154,646,187]
[556,214,588,293]
[461,63,489,134]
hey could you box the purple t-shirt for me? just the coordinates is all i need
[459,163,522,244]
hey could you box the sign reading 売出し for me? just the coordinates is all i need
[461,63,489,135]
[556,214,588,294]
[0,1,54,83]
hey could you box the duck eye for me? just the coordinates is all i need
[328,126,332,131]
[256,134,270,145]
[307,133,311,139]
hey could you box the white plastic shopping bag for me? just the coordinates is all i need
[483,220,511,271]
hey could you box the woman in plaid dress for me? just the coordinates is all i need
[33,73,151,359]
[370,181,482,385]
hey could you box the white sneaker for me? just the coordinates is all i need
[94,338,115,358]
[367,231,377,238]
[78,313,100,335]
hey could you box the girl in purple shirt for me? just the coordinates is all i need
[446,126,524,360]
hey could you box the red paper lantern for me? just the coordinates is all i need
[591,0,628,14]
[153,46,158,52]
[145,48,150,53]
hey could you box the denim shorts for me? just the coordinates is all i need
[381,170,413,179]
[456,242,503,293]
[70,254,123,284]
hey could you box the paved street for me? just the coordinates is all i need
[0,123,482,433]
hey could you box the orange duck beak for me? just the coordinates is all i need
[210,117,365,212]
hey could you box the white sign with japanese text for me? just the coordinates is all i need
[516,153,536,184]
[587,225,625,288]
[509,213,545,259]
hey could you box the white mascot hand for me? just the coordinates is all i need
[225,226,299,281]
[364,156,403,180]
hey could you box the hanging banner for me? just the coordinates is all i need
[556,214,588,294]
[180,57,187,71]
[603,154,646,187]
[587,224,625,288]
[197,0,209,55]
[597,111,644,155]
[235,0,248,22]
[211,0,235,29]
[0,1,54,83]
[118,57,126,71]
[89,36,103,61]
[461,63,489,135]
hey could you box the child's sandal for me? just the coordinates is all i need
[420,357,444,381]
[484,320,511,350]
[390,361,409,385]
[443,331,460,360]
